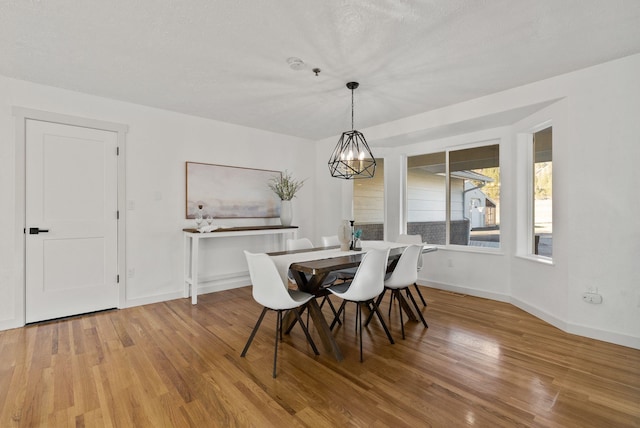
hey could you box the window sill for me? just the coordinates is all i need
[437,244,504,256]
[515,254,555,266]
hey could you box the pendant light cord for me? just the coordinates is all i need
[351,88,355,130]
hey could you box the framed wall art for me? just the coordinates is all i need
[186,162,281,219]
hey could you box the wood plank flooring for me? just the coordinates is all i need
[1,286,639,427]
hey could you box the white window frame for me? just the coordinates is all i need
[529,121,553,261]
[405,138,501,252]
[517,119,554,264]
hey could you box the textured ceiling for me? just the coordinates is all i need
[2,0,640,141]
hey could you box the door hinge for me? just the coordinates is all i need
[116,146,120,156]
[116,210,120,220]
[117,274,120,283]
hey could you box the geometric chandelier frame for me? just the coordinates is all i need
[328,82,376,179]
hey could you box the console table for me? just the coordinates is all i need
[183,225,298,304]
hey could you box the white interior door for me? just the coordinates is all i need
[25,119,119,323]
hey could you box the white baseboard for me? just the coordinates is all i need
[195,273,250,295]
[0,318,24,332]
[419,279,639,350]
[418,279,510,303]
[565,322,640,350]
[124,291,186,308]
[510,297,640,350]
[124,273,250,309]
[508,296,568,331]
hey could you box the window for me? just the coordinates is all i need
[407,152,446,244]
[532,127,552,257]
[407,143,500,248]
[353,158,384,240]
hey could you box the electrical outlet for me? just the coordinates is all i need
[127,268,135,278]
[447,259,453,268]
[582,292,602,304]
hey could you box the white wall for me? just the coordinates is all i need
[0,75,314,330]
[314,54,640,349]
[3,54,639,349]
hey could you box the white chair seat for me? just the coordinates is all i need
[287,289,318,305]
[241,251,319,378]
[328,282,350,294]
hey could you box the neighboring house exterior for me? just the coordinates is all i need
[463,175,497,230]
[355,166,497,244]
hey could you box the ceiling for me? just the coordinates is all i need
[2,0,640,142]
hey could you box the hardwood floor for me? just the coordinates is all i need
[1,286,639,427]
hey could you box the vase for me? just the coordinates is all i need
[194,204,204,229]
[338,220,351,251]
[280,200,293,226]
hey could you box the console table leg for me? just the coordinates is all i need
[191,236,199,304]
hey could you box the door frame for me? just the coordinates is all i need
[13,107,128,326]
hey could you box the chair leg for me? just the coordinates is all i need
[319,295,327,309]
[320,295,342,326]
[365,290,386,327]
[357,302,363,362]
[330,301,347,330]
[327,297,342,325]
[284,306,304,335]
[406,288,429,328]
[273,310,286,377]
[292,305,320,355]
[369,299,395,345]
[414,283,427,306]
[396,290,405,340]
[241,307,268,357]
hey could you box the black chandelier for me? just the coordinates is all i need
[328,82,376,179]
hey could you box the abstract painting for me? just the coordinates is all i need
[186,162,281,218]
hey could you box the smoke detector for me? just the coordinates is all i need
[287,57,306,70]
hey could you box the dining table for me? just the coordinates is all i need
[268,241,437,361]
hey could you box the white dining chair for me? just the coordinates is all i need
[320,235,358,281]
[285,237,339,288]
[241,251,319,378]
[396,233,428,306]
[327,247,394,362]
[285,237,341,325]
[376,244,428,339]
[320,235,340,247]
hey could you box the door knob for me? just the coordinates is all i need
[29,227,49,234]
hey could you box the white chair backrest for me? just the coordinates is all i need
[396,234,423,245]
[244,251,293,309]
[396,234,424,271]
[286,237,314,251]
[320,235,340,247]
[384,244,422,288]
[339,248,390,301]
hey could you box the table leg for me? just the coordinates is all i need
[288,269,343,361]
[396,292,417,322]
[307,299,344,362]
